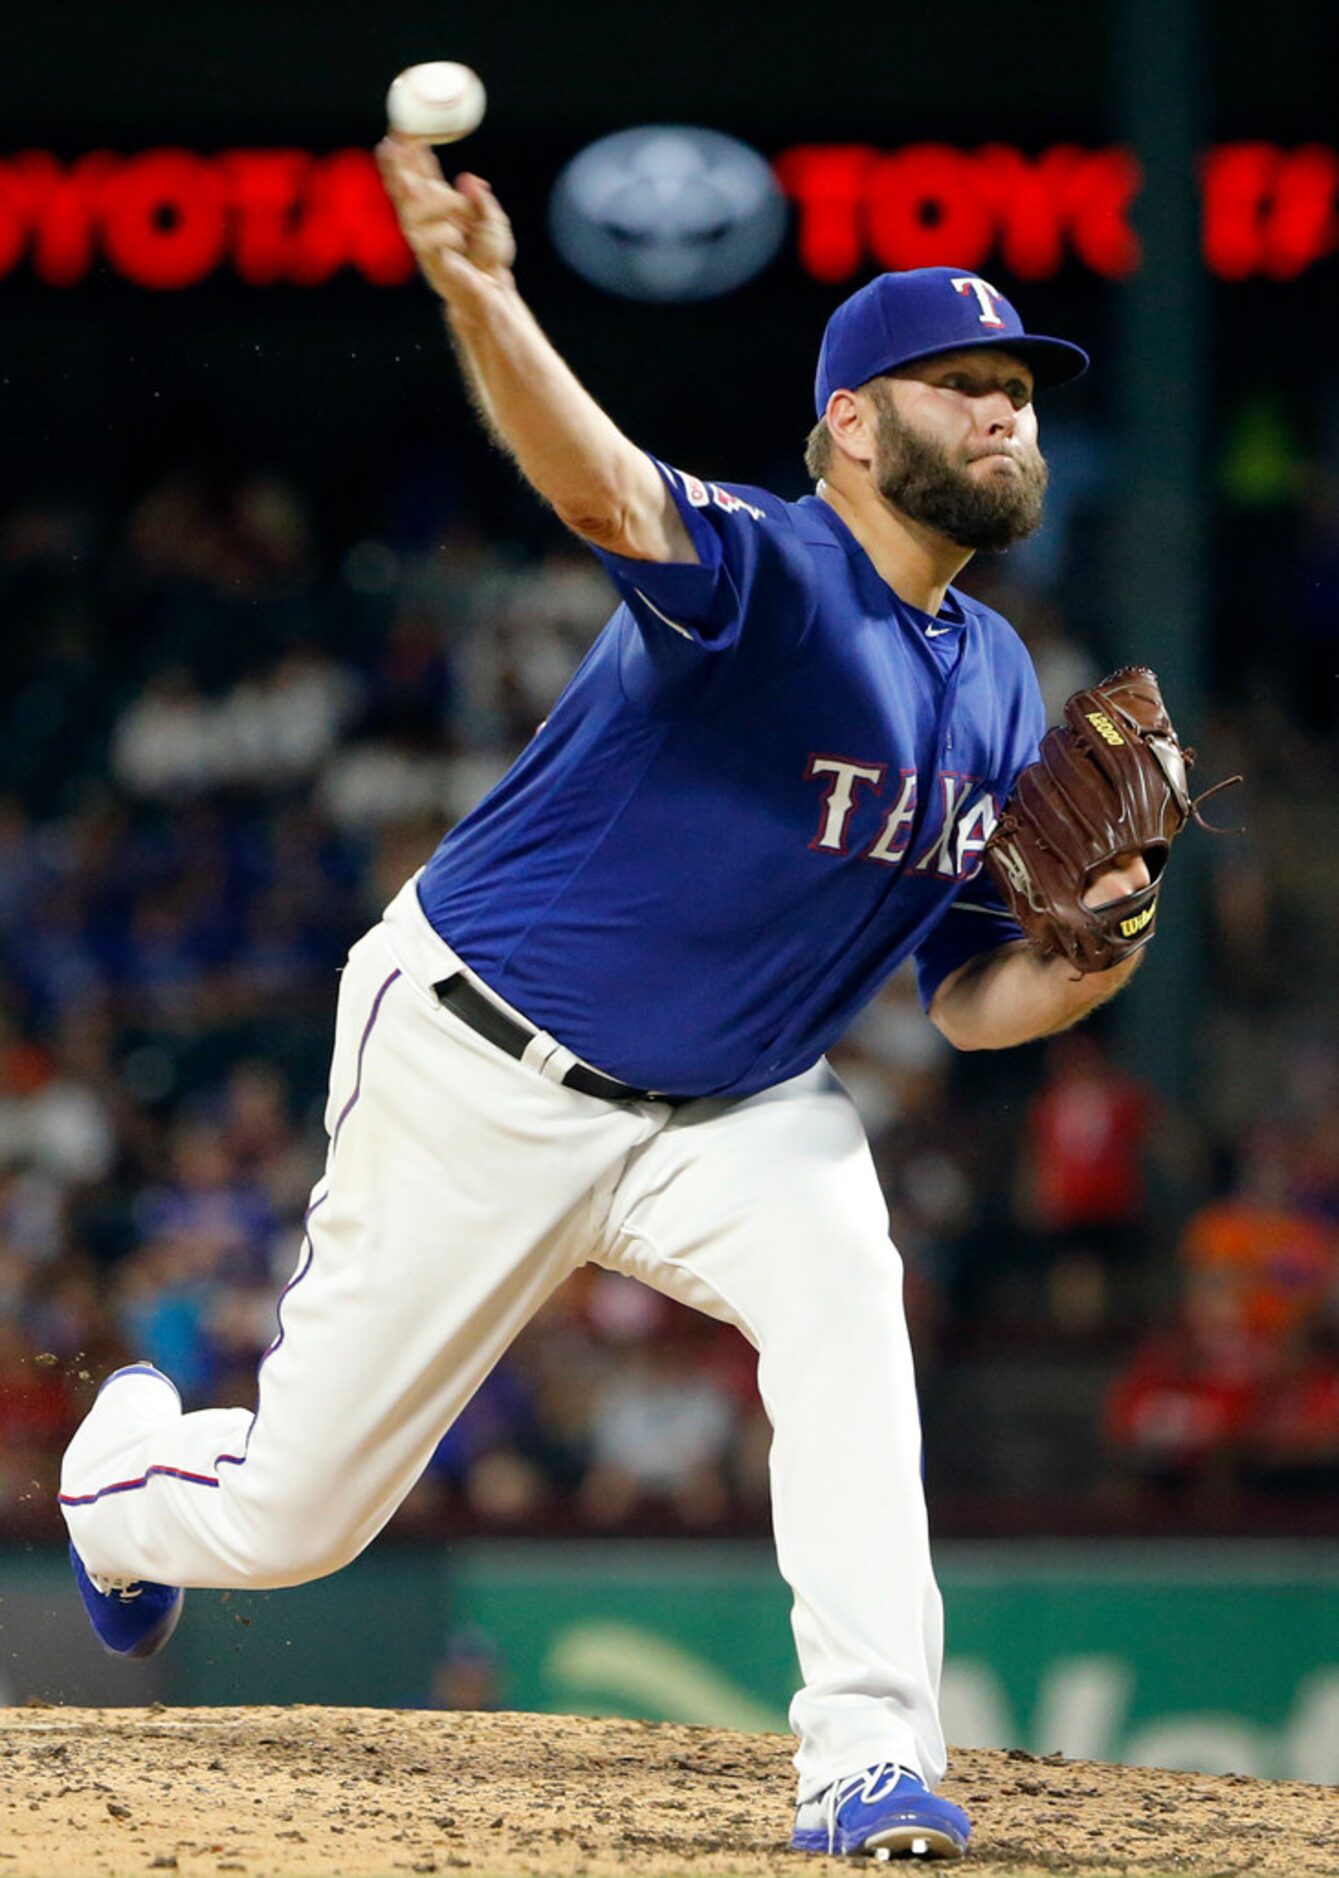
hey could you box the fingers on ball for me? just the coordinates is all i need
[375,136,446,201]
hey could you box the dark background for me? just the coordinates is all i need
[2,1,1333,520]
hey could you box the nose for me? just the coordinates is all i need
[979,390,1018,437]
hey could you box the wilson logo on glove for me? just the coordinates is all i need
[1120,903,1157,938]
[1085,710,1126,747]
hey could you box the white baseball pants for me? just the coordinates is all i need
[61,876,946,1799]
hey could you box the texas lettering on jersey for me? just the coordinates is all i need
[806,755,998,882]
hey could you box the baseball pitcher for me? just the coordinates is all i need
[59,137,1225,1861]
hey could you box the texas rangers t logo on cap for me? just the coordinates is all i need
[811,266,1089,417]
[951,277,1006,327]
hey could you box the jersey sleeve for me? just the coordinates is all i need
[912,870,1028,1012]
[586,456,818,658]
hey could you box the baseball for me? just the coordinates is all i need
[386,62,486,144]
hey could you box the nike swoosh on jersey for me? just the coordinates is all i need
[925,625,953,637]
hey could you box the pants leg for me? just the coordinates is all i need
[597,1062,946,1801]
[61,919,661,1589]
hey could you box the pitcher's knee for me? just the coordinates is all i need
[757,1258,909,1387]
[777,1235,902,1329]
[231,1527,364,1589]
[222,1489,368,1588]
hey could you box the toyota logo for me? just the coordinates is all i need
[548,126,788,302]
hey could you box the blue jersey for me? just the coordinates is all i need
[417,461,1046,1099]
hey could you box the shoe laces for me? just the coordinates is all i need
[88,1570,145,1601]
[822,1762,920,1853]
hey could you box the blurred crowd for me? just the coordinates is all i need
[1,411,1337,1538]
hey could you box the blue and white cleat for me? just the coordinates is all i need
[69,1544,183,1659]
[63,1361,184,1659]
[792,1763,970,1860]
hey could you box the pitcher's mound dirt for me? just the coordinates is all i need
[2,1705,1335,1878]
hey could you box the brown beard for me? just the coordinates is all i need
[869,382,1049,552]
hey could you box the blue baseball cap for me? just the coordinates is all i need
[814,267,1089,417]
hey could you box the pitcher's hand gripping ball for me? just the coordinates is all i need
[985,666,1240,974]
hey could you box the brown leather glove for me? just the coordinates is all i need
[985,666,1237,975]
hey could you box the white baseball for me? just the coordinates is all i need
[386,63,486,144]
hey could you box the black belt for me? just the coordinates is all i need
[433,973,676,1104]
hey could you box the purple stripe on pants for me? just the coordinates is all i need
[332,967,402,1155]
[65,968,405,1508]
[212,963,401,1474]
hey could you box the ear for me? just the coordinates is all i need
[825,388,879,469]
